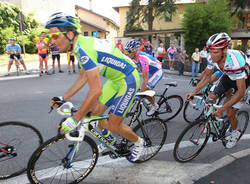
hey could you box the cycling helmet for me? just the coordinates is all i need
[206,32,231,49]
[9,38,16,41]
[45,12,81,31]
[124,39,140,52]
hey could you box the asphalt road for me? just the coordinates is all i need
[1,70,250,184]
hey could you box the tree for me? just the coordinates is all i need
[0,2,41,54]
[126,0,176,40]
[182,0,233,57]
[230,0,250,17]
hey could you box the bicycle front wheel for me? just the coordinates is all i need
[173,119,210,163]
[126,118,167,163]
[155,95,183,122]
[27,134,98,184]
[183,94,205,123]
[0,121,43,180]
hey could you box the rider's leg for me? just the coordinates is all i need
[20,60,27,71]
[8,60,14,72]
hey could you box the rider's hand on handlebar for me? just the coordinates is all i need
[61,116,78,134]
[50,96,66,108]
[186,93,194,101]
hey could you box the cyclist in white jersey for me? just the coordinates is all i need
[187,32,250,148]
[125,39,164,116]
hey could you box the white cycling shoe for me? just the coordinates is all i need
[146,103,159,116]
[129,138,145,162]
[225,130,241,149]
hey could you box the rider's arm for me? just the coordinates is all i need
[188,68,214,98]
[63,68,88,101]
[73,67,102,122]
[221,78,246,111]
[140,71,149,92]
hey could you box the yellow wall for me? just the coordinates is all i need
[118,4,187,37]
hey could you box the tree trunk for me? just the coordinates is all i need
[241,39,248,52]
[148,0,153,42]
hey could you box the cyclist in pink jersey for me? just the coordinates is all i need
[167,44,177,71]
[125,39,164,116]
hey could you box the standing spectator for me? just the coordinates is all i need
[167,44,177,71]
[178,50,187,76]
[200,47,208,72]
[191,48,201,77]
[115,38,124,53]
[246,48,250,60]
[157,43,166,62]
[50,42,63,74]
[5,38,29,76]
[33,32,49,46]
[144,41,153,55]
[67,49,76,74]
[36,36,49,76]
[139,39,146,52]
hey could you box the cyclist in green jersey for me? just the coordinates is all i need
[47,12,144,161]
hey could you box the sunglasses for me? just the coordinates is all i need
[49,32,66,39]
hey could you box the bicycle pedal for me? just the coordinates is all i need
[102,151,112,156]
[118,150,131,157]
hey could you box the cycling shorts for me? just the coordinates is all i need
[147,68,164,89]
[9,54,23,61]
[39,54,48,61]
[168,54,175,61]
[99,69,140,117]
[52,54,60,61]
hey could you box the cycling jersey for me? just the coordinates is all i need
[74,35,140,117]
[36,42,48,55]
[135,51,163,89]
[207,49,250,80]
[167,47,177,60]
[6,44,21,54]
[75,36,137,81]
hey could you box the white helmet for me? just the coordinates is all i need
[206,32,231,49]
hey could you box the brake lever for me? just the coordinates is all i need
[48,106,54,113]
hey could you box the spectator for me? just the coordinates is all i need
[157,43,166,62]
[191,48,201,77]
[115,38,124,53]
[246,48,250,60]
[67,49,76,74]
[50,42,63,74]
[33,32,49,46]
[178,50,187,76]
[5,38,29,76]
[36,36,49,76]
[167,44,177,71]
[139,39,146,52]
[144,41,153,55]
[200,47,208,72]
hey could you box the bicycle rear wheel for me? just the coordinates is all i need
[0,121,43,180]
[27,134,98,184]
[155,95,183,122]
[183,94,205,123]
[222,110,249,147]
[126,118,167,163]
[173,119,210,163]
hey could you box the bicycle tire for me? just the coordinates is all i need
[155,95,184,122]
[126,118,167,163]
[222,110,249,147]
[183,94,205,123]
[27,134,98,184]
[173,118,210,163]
[0,121,43,180]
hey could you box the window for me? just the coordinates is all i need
[84,31,88,36]
[92,31,98,37]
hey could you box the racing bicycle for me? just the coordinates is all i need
[130,82,183,122]
[0,121,43,180]
[27,91,167,184]
[173,100,249,163]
